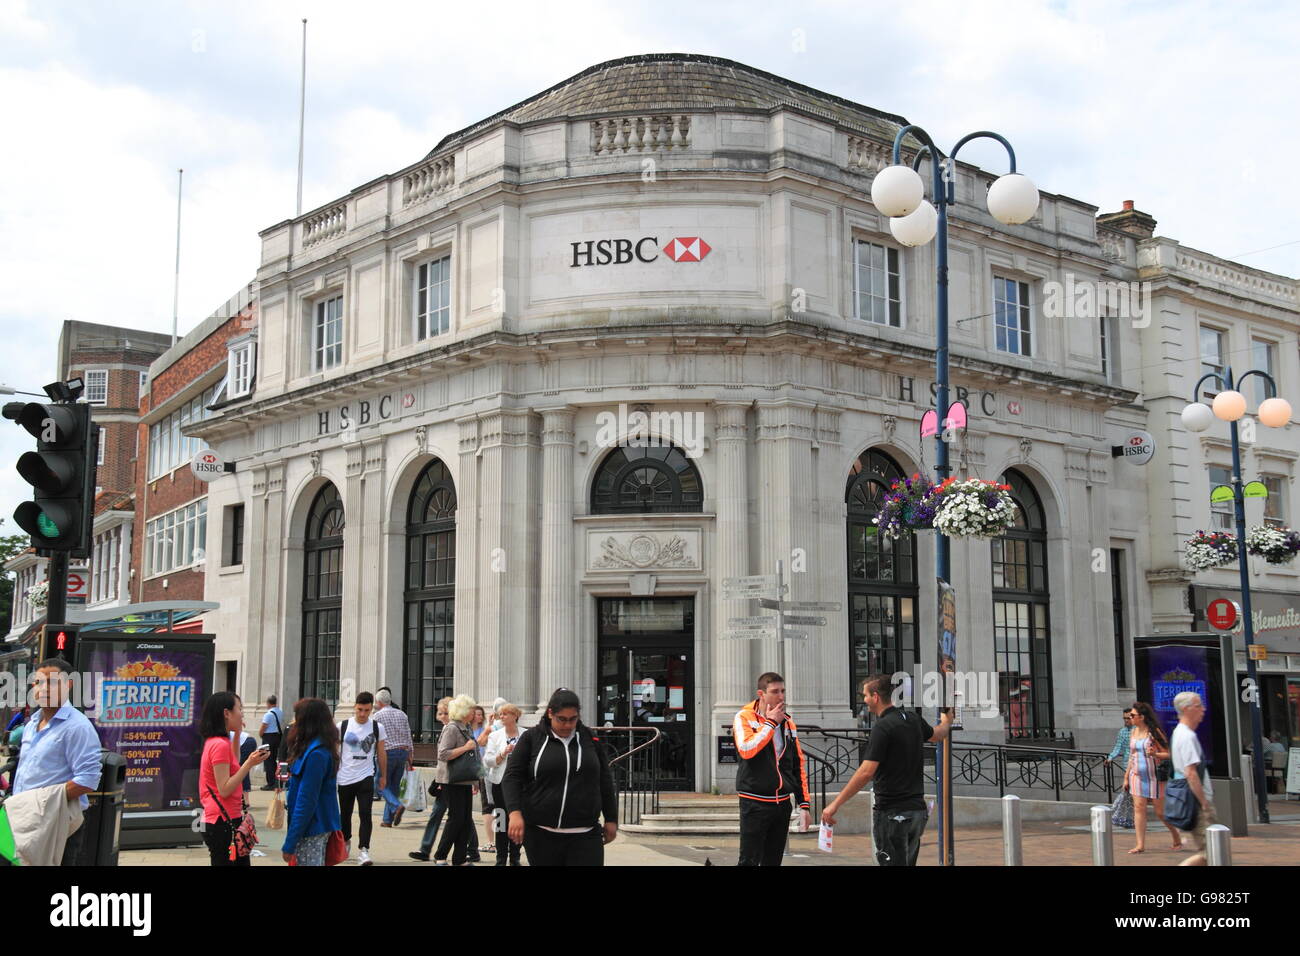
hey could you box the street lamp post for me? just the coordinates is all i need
[873,128,1038,864]
[1182,369,1292,824]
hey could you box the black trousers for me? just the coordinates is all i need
[490,782,520,865]
[872,807,928,867]
[435,784,475,865]
[203,818,250,867]
[522,824,603,866]
[338,780,374,849]
[261,733,281,786]
[61,823,86,866]
[738,797,790,866]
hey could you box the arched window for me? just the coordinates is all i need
[404,459,457,742]
[591,444,703,514]
[845,449,918,709]
[301,483,344,707]
[991,469,1054,740]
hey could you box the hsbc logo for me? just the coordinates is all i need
[569,236,711,268]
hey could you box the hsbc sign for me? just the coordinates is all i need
[570,236,712,267]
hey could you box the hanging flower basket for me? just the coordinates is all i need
[1245,525,1300,565]
[873,474,940,540]
[932,478,1017,538]
[25,580,48,611]
[1183,530,1238,571]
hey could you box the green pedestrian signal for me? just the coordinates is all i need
[36,511,58,537]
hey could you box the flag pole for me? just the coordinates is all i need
[296,18,307,217]
[172,168,183,347]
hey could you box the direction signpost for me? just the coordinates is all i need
[722,562,841,674]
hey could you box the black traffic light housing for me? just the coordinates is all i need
[4,398,98,556]
[41,623,80,662]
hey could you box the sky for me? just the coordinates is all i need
[1,0,1298,536]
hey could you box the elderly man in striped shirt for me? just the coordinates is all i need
[374,688,415,827]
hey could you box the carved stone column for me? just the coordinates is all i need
[537,407,576,714]
[712,402,753,760]
[454,417,481,696]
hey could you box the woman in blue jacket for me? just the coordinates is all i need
[281,698,342,866]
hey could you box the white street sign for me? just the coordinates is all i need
[725,622,774,632]
[723,575,779,588]
[781,630,808,641]
[783,615,827,627]
[727,616,773,627]
[724,586,787,599]
[786,601,842,612]
[721,629,776,641]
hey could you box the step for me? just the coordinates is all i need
[623,821,809,836]
[645,803,739,815]
[639,813,742,824]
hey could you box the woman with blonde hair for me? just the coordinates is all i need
[433,693,480,865]
[484,702,524,865]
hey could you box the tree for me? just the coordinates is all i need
[0,520,33,635]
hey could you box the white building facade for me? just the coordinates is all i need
[192,54,1295,791]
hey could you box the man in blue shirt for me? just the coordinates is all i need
[1105,708,1134,773]
[13,658,104,866]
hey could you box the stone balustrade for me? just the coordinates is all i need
[403,155,456,207]
[846,134,890,173]
[590,115,691,154]
[1175,250,1298,304]
[301,202,347,248]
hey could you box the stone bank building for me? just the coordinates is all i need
[187,54,1297,791]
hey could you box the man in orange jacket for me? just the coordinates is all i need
[732,672,811,865]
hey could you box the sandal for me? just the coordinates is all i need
[1127,847,1144,854]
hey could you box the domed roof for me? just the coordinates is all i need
[430,53,908,154]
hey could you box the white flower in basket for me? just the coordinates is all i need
[26,580,49,610]
[1244,525,1300,565]
[932,478,1017,539]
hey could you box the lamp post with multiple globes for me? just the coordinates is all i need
[870,128,1039,863]
[1182,369,1291,824]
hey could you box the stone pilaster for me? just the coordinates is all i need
[475,410,539,706]
[537,407,576,714]
[454,417,480,695]
[712,402,753,755]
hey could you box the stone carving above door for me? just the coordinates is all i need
[587,530,701,571]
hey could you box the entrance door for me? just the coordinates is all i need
[596,597,694,791]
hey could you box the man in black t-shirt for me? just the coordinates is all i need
[822,673,953,866]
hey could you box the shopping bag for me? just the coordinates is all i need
[399,769,427,812]
[265,791,285,830]
[325,830,348,866]
[1110,789,1134,829]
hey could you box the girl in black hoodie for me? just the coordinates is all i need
[501,688,618,866]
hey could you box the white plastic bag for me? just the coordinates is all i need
[399,769,427,812]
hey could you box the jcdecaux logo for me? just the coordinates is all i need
[569,236,711,267]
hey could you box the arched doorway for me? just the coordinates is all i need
[991,469,1054,740]
[403,459,457,742]
[846,449,919,709]
[301,483,344,707]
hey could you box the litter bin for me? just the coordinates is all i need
[77,750,126,866]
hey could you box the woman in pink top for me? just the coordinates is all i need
[199,692,268,866]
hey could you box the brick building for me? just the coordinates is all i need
[131,285,256,634]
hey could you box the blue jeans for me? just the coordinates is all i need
[419,789,448,855]
[381,749,409,824]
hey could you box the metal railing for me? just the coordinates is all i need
[799,727,1118,803]
[597,727,662,825]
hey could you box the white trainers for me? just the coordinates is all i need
[358,848,372,866]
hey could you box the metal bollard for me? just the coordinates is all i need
[1206,824,1232,866]
[1002,794,1023,866]
[1091,805,1114,866]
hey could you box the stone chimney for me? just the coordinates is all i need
[1096,199,1157,239]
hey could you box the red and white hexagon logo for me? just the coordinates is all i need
[662,237,711,262]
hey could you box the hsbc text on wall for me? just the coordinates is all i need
[570,236,711,267]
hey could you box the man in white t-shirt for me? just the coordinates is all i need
[1170,691,1215,866]
[338,691,388,866]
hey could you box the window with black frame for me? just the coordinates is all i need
[845,449,918,711]
[991,469,1054,740]
[302,484,345,708]
[404,459,457,742]
[590,444,703,514]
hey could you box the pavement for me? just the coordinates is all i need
[118,788,1300,866]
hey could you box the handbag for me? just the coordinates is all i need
[265,791,285,830]
[1163,764,1204,831]
[325,830,348,866]
[447,725,483,784]
[207,788,258,859]
[1110,789,1134,829]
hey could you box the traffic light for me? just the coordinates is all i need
[41,624,80,662]
[3,400,98,555]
